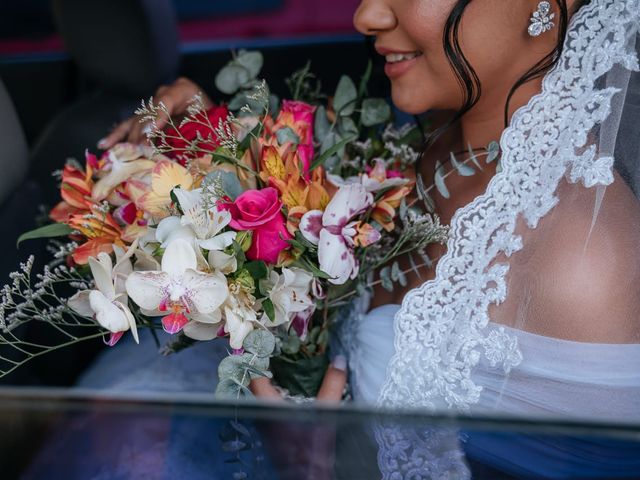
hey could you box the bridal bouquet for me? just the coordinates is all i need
[1,51,448,399]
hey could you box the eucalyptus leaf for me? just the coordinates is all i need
[206,170,243,200]
[215,378,244,398]
[242,352,270,372]
[314,105,330,143]
[333,75,358,116]
[218,355,249,384]
[222,439,247,453]
[275,126,300,145]
[434,160,450,199]
[215,64,251,95]
[235,50,264,78]
[397,269,408,287]
[338,117,359,137]
[467,143,484,170]
[416,174,436,213]
[399,197,408,220]
[486,141,500,163]
[450,152,475,177]
[243,329,276,357]
[361,98,391,126]
[391,261,401,281]
[230,420,251,438]
[380,266,393,292]
[17,223,73,247]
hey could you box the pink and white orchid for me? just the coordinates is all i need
[68,243,139,346]
[327,158,410,193]
[125,238,229,334]
[300,184,381,285]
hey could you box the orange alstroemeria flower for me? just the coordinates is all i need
[371,184,414,232]
[49,162,94,222]
[259,144,330,234]
[67,204,125,264]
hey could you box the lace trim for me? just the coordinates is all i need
[378,0,640,412]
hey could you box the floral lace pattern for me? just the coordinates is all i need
[375,0,640,477]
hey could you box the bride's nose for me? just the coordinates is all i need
[353,0,397,36]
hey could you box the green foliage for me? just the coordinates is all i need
[333,75,358,116]
[275,126,300,145]
[361,98,392,126]
[243,329,276,358]
[215,50,264,95]
[206,170,243,200]
[17,223,73,247]
[261,298,276,323]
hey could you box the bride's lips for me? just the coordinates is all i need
[376,46,423,79]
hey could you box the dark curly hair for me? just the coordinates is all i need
[423,0,591,150]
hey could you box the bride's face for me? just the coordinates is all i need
[353,0,557,114]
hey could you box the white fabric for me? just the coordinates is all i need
[352,305,640,421]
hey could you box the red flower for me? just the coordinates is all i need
[164,104,229,163]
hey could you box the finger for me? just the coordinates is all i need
[127,118,151,145]
[316,356,347,404]
[250,377,285,402]
[152,94,176,132]
[98,118,134,150]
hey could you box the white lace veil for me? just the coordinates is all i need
[375,0,640,477]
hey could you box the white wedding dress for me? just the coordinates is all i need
[351,304,640,420]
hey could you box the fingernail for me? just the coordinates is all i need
[97,138,108,149]
[332,355,347,372]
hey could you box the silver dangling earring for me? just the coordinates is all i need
[528,1,556,37]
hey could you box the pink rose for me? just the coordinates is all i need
[223,187,292,264]
[282,100,315,129]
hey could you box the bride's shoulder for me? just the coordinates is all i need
[522,178,640,342]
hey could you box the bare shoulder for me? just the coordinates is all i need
[512,177,640,343]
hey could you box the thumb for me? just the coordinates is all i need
[316,356,347,404]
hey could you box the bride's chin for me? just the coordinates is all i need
[390,86,429,115]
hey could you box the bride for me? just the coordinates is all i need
[86,0,640,475]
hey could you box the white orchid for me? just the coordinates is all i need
[300,184,380,285]
[182,282,258,349]
[327,158,410,193]
[155,187,237,271]
[125,238,229,334]
[68,242,139,346]
[260,267,314,326]
[224,304,256,350]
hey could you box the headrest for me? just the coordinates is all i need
[0,78,28,204]
[52,0,180,97]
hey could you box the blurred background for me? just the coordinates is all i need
[0,0,389,387]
